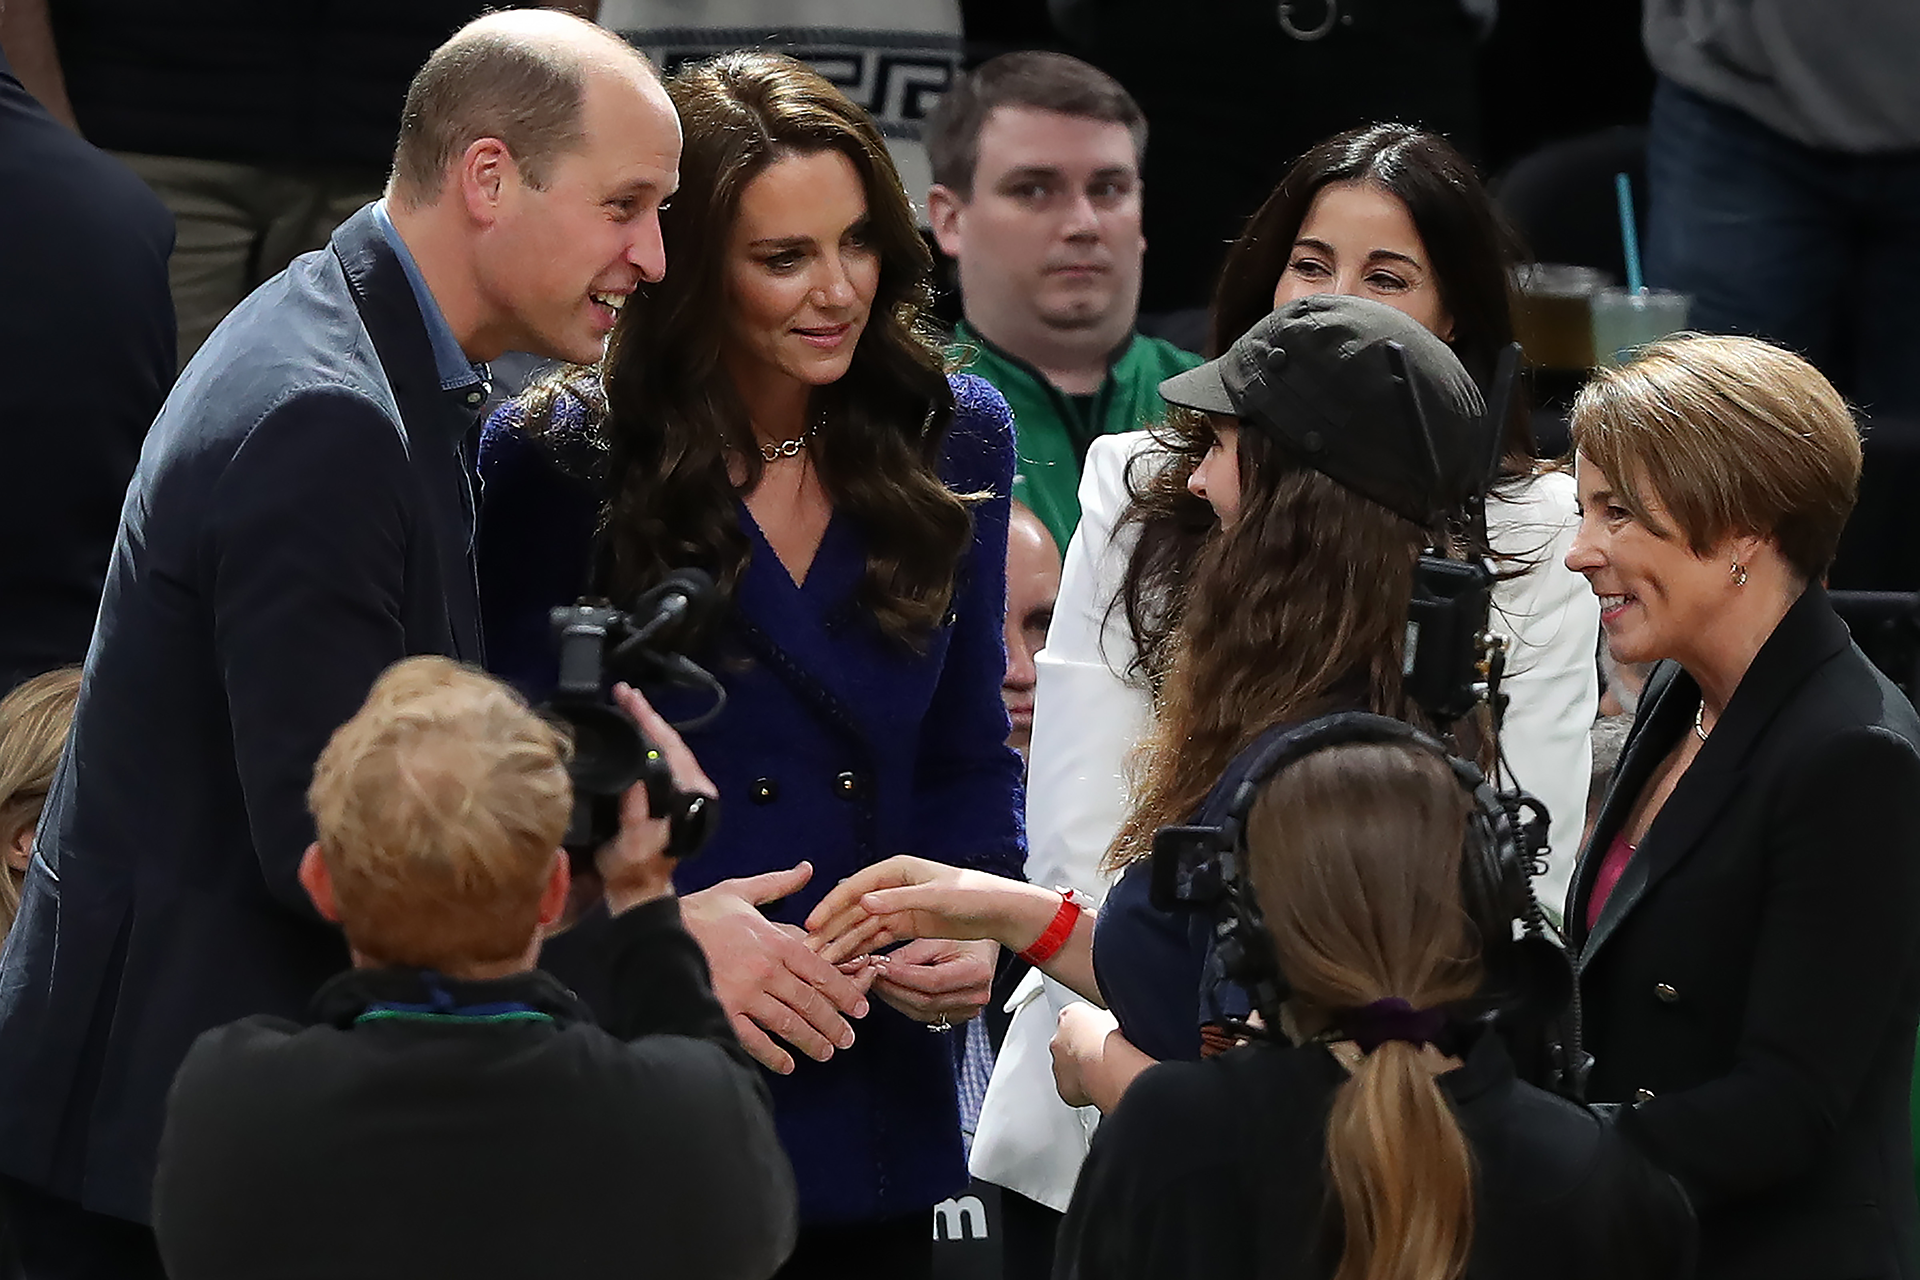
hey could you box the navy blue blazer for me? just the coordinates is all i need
[0,205,486,1223]
[0,50,174,693]
[476,374,1027,1224]
[1568,585,1920,1279]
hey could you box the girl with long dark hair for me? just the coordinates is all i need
[475,52,1023,1276]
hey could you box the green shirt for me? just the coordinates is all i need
[949,321,1201,553]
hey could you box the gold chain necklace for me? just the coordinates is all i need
[759,417,819,463]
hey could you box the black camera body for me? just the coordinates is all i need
[541,570,724,860]
[1406,553,1502,725]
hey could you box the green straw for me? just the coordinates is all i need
[1615,172,1644,293]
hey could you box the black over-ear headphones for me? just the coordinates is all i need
[1150,711,1576,1082]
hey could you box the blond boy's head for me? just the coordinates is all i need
[305,657,572,972]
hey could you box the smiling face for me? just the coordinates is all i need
[930,105,1143,350]
[720,148,881,405]
[1187,418,1243,528]
[1566,452,1747,668]
[1272,181,1453,341]
[471,64,682,365]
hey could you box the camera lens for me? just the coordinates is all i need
[560,702,647,795]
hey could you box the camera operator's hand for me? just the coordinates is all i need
[681,861,877,1076]
[870,939,997,1026]
[598,684,715,916]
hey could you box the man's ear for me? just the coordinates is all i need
[536,850,571,931]
[926,184,967,258]
[457,136,519,227]
[298,843,343,924]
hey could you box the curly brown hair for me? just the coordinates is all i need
[535,51,972,644]
[1106,417,1431,869]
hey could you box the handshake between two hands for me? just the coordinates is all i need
[601,684,1006,1077]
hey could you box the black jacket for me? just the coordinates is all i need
[0,205,485,1222]
[1055,1029,1695,1280]
[151,898,797,1280]
[1569,585,1920,1279]
[0,50,173,693]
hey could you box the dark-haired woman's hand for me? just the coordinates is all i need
[804,854,1062,964]
[869,939,998,1025]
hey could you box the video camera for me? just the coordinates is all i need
[542,569,726,860]
[1397,338,1523,728]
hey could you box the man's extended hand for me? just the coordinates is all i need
[681,862,877,1075]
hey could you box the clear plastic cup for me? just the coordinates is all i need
[1515,263,1609,370]
[1590,288,1691,367]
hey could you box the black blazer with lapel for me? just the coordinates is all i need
[0,206,484,1223]
[1568,584,1920,1279]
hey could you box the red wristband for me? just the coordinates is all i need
[1018,890,1082,966]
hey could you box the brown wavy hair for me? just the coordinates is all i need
[1246,740,1484,1280]
[1120,123,1529,682]
[1106,417,1429,869]
[535,51,971,644]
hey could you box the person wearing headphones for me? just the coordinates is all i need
[1054,725,1697,1279]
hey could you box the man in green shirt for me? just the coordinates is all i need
[926,51,1199,553]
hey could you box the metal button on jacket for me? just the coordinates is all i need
[833,770,860,800]
[749,777,779,805]
[1654,982,1679,1004]
[1633,1088,1657,1104]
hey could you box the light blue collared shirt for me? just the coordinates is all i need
[372,200,489,394]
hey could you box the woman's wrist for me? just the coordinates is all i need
[1004,882,1075,952]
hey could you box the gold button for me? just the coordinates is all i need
[1654,983,1679,1004]
[1633,1088,1656,1104]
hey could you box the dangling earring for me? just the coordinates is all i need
[1730,562,1748,588]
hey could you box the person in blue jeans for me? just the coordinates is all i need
[1642,0,1920,418]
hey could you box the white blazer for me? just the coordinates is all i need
[967,435,1145,1211]
[969,433,1598,1208]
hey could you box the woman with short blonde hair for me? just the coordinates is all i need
[1565,332,1920,1280]
[1570,333,1860,582]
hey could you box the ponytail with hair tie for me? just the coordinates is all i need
[1333,998,1448,1055]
